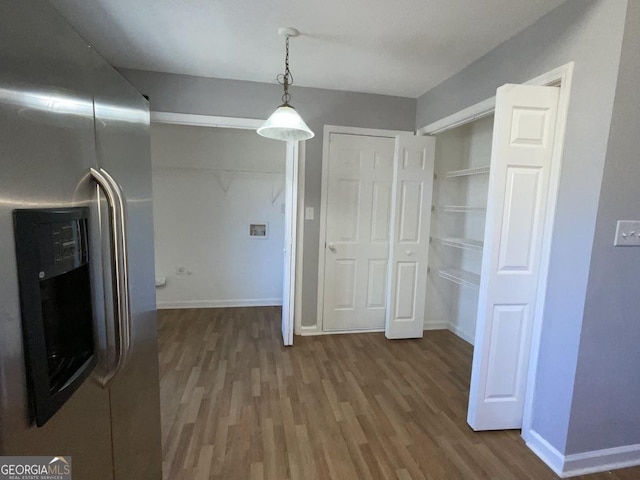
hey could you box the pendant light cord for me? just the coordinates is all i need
[277,35,293,106]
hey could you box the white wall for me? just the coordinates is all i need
[150,123,287,308]
[566,0,640,456]
[426,115,493,344]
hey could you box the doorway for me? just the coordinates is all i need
[321,133,395,331]
[149,112,301,347]
[317,126,411,333]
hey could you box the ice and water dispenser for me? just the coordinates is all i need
[13,208,97,426]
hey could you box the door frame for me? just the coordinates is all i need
[416,62,574,436]
[149,111,305,343]
[281,140,299,346]
[315,125,412,335]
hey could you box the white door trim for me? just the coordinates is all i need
[417,63,572,136]
[294,141,306,336]
[150,111,264,129]
[416,62,574,437]
[416,97,496,136]
[282,141,299,346]
[317,125,413,333]
[150,111,305,342]
[520,63,574,441]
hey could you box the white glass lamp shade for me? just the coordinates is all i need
[257,105,314,141]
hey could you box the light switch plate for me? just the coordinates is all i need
[614,220,640,246]
[305,207,314,220]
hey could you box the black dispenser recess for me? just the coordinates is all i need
[13,208,97,427]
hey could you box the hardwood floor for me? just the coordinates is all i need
[157,307,640,480]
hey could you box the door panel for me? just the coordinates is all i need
[335,260,357,308]
[366,260,387,308]
[467,84,559,431]
[385,136,436,339]
[323,134,395,331]
[498,167,542,271]
[394,262,417,319]
[371,183,392,242]
[399,181,423,242]
[484,304,527,399]
[336,179,361,240]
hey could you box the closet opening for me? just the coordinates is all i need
[426,115,494,346]
[419,65,573,433]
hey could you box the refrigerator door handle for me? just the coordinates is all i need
[100,168,132,365]
[90,167,132,387]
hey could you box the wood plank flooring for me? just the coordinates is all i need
[158,307,640,480]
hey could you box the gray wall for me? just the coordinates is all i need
[118,69,416,327]
[566,1,640,454]
[415,0,627,453]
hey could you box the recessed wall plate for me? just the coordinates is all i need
[614,220,640,246]
[305,207,314,220]
[250,223,268,238]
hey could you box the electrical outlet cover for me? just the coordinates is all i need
[305,207,314,220]
[614,220,640,246]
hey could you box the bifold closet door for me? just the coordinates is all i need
[468,84,560,430]
[385,135,436,339]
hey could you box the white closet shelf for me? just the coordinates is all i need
[437,205,487,213]
[434,237,484,251]
[437,268,480,288]
[442,165,490,178]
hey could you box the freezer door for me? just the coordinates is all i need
[91,53,163,480]
[0,2,114,480]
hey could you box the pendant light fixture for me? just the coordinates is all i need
[257,27,314,141]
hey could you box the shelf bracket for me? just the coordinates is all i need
[213,170,233,193]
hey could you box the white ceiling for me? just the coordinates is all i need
[49,0,565,98]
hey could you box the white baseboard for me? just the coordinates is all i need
[156,298,282,309]
[422,320,475,345]
[321,328,385,335]
[523,429,564,476]
[423,321,449,330]
[298,325,321,336]
[524,429,640,477]
[301,321,461,337]
[310,326,385,336]
[563,443,640,477]
[447,324,475,345]
[309,320,449,336]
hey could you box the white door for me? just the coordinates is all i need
[322,133,395,331]
[468,84,560,430]
[281,141,298,346]
[385,135,436,339]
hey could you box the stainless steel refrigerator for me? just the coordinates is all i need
[0,2,163,479]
